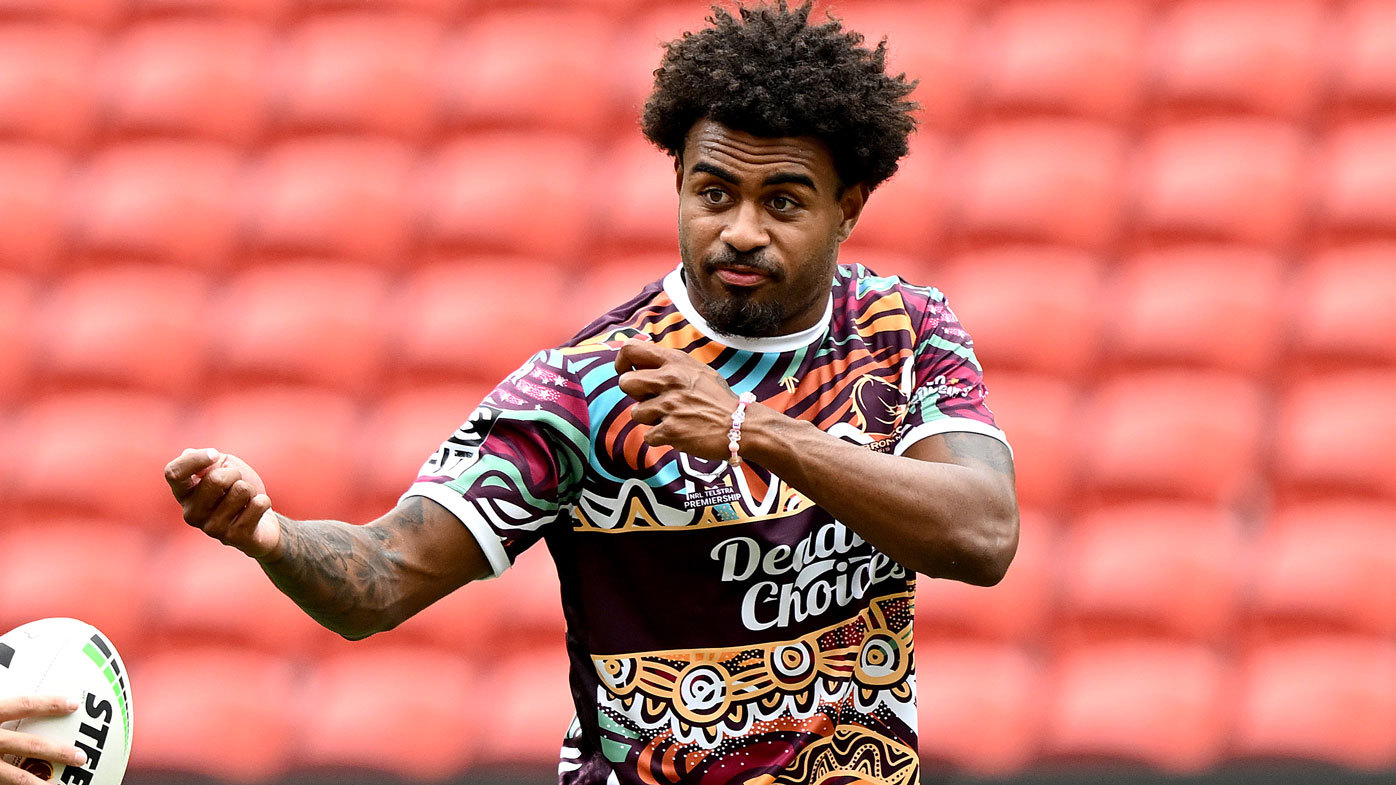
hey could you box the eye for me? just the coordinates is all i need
[769,195,799,212]
[700,188,730,205]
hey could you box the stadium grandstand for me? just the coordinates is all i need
[0,0,1393,783]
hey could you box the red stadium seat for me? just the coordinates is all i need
[979,373,1079,508]
[210,261,390,394]
[129,647,299,783]
[1151,0,1325,121]
[391,258,575,386]
[1275,370,1396,501]
[336,579,503,661]
[0,272,33,403]
[33,264,210,395]
[577,252,677,299]
[273,12,443,140]
[915,507,1054,644]
[417,133,593,260]
[1332,0,1396,114]
[1058,503,1244,644]
[145,527,334,655]
[357,383,494,516]
[439,8,617,136]
[245,138,416,266]
[916,643,1043,776]
[1294,243,1396,368]
[564,252,676,330]
[1103,246,1286,375]
[1316,118,1396,239]
[463,546,565,656]
[1250,502,1396,639]
[0,0,125,26]
[838,132,949,267]
[977,0,1147,122]
[1234,638,1396,768]
[1040,641,1229,771]
[128,0,292,21]
[294,646,479,780]
[0,22,97,147]
[589,135,679,257]
[474,646,575,766]
[9,391,183,522]
[0,521,152,658]
[0,144,68,273]
[190,387,365,521]
[101,19,272,145]
[1080,370,1265,505]
[934,247,1105,377]
[1134,120,1308,249]
[952,121,1127,252]
[67,142,243,270]
[828,0,977,129]
[294,0,467,16]
[609,4,712,123]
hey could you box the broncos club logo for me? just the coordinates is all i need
[849,376,906,439]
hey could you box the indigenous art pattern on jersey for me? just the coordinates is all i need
[404,264,1009,785]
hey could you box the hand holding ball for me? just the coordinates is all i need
[0,619,132,785]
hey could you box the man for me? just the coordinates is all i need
[165,3,1018,783]
[0,696,88,784]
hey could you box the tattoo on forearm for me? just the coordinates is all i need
[942,432,1016,480]
[259,498,427,632]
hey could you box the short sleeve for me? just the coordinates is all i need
[895,287,1012,457]
[400,349,590,578]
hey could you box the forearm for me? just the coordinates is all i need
[255,514,409,640]
[740,407,1019,584]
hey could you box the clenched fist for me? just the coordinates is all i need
[615,340,748,461]
[164,448,281,559]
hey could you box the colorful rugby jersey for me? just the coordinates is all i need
[403,263,1009,785]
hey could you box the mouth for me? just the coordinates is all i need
[715,267,769,287]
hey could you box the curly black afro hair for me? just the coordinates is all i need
[641,0,918,192]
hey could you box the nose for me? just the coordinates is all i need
[719,201,769,253]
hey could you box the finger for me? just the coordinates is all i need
[614,340,674,373]
[642,423,672,448]
[0,696,78,723]
[200,479,254,541]
[224,492,273,548]
[630,399,665,427]
[181,466,243,527]
[617,370,669,401]
[0,728,88,769]
[164,447,220,498]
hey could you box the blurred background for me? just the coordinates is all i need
[0,0,1393,783]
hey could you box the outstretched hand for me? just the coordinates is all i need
[164,448,281,559]
[0,696,88,785]
[615,340,743,462]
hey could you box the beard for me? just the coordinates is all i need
[682,244,836,339]
[701,287,786,338]
[683,246,787,338]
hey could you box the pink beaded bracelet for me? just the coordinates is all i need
[728,392,757,466]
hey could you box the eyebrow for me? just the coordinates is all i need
[689,162,819,193]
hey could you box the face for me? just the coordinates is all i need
[675,119,867,338]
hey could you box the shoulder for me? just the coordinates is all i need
[835,262,954,329]
[565,274,673,347]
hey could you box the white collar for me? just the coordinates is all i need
[663,267,832,353]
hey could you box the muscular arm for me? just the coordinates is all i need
[165,449,491,641]
[742,416,1019,585]
[616,341,1020,585]
[256,496,491,640]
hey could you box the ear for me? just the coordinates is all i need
[674,154,684,194]
[835,183,870,242]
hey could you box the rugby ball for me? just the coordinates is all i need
[0,618,133,785]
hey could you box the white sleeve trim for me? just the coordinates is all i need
[400,482,512,579]
[894,418,1014,458]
